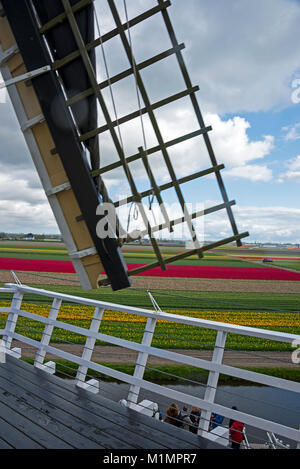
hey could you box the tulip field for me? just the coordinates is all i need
[0,299,298,351]
[1,243,300,280]
[0,241,299,353]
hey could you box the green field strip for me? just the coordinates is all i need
[0,252,70,261]
[0,247,67,253]
[2,284,299,313]
[272,262,300,272]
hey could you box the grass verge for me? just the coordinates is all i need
[21,359,300,385]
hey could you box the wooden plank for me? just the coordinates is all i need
[3,356,213,449]
[0,358,168,449]
[0,371,105,449]
[0,416,43,449]
[54,374,220,449]
[9,359,180,449]
[0,395,73,449]
[0,436,14,449]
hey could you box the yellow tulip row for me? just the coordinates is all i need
[0,301,297,328]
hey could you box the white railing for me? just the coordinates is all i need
[0,283,300,448]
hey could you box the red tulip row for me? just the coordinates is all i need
[1,257,300,281]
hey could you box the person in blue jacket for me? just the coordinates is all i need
[210,412,224,430]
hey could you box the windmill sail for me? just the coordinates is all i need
[0,0,249,290]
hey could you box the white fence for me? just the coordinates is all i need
[0,283,299,448]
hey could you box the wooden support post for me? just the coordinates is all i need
[198,330,227,437]
[75,306,104,393]
[34,297,62,374]
[127,316,157,408]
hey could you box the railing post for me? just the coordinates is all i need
[2,288,23,357]
[127,316,157,408]
[34,297,62,374]
[198,330,227,437]
[75,306,104,393]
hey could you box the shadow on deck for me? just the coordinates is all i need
[0,355,224,449]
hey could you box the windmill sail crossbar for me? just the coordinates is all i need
[0,0,248,290]
[79,86,200,142]
[65,43,186,107]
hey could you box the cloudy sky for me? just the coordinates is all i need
[0,0,300,243]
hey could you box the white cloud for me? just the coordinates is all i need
[207,114,275,168]
[278,170,300,183]
[277,155,300,182]
[288,155,300,171]
[94,0,300,116]
[0,200,56,233]
[284,123,300,140]
[116,201,300,244]
[0,167,46,203]
[234,205,300,243]
[224,165,273,182]
[146,110,274,181]
[80,200,300,244]
[171,0,300,114]
[99,109,275,200]
[202,204,300,243]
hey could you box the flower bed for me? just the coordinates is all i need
[1,257,300,280]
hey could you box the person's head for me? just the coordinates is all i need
[153,403,158,412]
[192,406,199,413]
[167,402,179,418]
[232,406,237,411]
[183,405,188,412]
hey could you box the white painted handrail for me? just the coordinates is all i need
[6,306,299,393]
[4,283,298,343]
[1,283,300,447]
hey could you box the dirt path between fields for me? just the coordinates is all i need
[11,342,297,368]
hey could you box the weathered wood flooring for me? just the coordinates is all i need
[0,355,223,449]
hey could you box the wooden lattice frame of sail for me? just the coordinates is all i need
[0,0,249,290]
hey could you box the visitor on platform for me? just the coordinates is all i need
[189,406,201,434]
[164,402,181,427]
[229,406,245,449]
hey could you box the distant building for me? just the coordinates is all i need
[24,233,35,240]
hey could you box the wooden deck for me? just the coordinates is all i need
[0,355,224,449]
